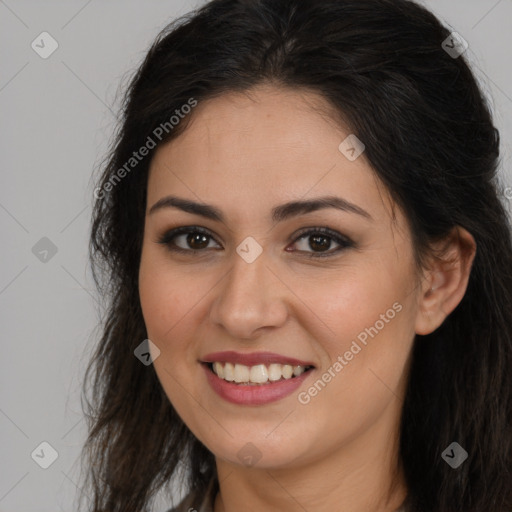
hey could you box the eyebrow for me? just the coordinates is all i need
[148,195,373,222]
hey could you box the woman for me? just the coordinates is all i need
[81,0,512,511]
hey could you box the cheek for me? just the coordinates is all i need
[138,250,196,342]
[138,249,213,374]
[302,262,416,399]
[297,262,407,348]
[294,276,414,450]
[138,260,204,422]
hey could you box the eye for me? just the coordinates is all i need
[156,226,354,258]
[288,227,353,258]
[157,226,221,254]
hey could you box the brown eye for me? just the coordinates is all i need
[157,227,221,253]
[157,225,353,258]
[182,232,210,250]
[290,227,353,258]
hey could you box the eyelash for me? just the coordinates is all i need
[156,226,354,258]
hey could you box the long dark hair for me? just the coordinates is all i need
[81,0,512,510]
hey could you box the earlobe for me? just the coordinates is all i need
[415,226,477,336]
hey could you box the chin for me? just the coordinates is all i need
[205,431,312,470]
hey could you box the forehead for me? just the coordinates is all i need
[152,85,349,165]
[147,85,396,224]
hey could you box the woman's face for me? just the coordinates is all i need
[139,85,425,470]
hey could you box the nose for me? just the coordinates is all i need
[209,248,289,340]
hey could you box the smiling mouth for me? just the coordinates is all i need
[204,361,315,385]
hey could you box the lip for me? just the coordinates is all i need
[201,351,315,367]
[201,362,314,406]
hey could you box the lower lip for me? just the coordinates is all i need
[202,363,314,406]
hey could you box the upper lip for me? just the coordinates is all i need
[201,351,315,367]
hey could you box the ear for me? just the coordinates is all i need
[415,226,477,335]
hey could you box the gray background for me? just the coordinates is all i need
[1,1,511,511]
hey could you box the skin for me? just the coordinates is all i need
[138,84,476,512]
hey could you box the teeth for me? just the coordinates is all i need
[210,362,311,384]
[293,365,303,376]
[234,363,250,383]
[250,364,268,383]
[268,363,282,381]
[213,362,224,379]
[282,365,293,379]
[223,362,234,381]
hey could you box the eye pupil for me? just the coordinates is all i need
[310,235,330,252]
[188,232,209,249]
